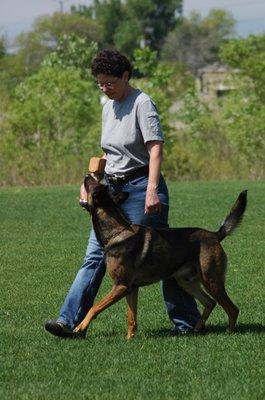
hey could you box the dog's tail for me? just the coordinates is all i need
[216,190,247,242]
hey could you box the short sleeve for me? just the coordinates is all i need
[137,99,164,144]
[102,102,108,128]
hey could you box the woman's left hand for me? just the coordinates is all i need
[145,186,161,214]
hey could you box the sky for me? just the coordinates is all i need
[184,0,265,37]
[0,0,265,45]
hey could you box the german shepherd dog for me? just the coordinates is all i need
[74,174,247,339]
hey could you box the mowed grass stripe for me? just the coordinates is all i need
[0,181,264,400]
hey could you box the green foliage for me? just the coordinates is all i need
[0,35,6,58]
[133,48,187,177]
[221,87,265,176]
[18,11,101,49]
[72,0,130,50]
[43,35,98,80]
[11,67,98,145]
[0,36,11,105]
[1,17,265,186]
[125,0,182,52]
[167,82,265,180]
[166,90,229,180]
[2,12,102,85]
[133,48,174,137]
[220,34,265,101]
[1,66,101,185]
[92,0,125,47]
[73,0,182,56]
[113,18,142,57]
[202,8,235,37]
[162,9,236,72]
[133,47,158,76]
[2,41,264,185]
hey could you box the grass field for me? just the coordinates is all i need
[1,181,265,400]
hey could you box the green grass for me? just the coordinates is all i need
[1,181,264,400]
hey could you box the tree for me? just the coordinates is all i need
[72,0,124,48]
[132,47,180,177]
[72,0,182,57]
[0,35,6,58]
[113,19,142,57]
[125,0,182,52]
[161,9,236,72]
[0,36,19,92]
[220,34,265,101]
[1,65,102,185]
[8,66,100,147]
[1,36,103,186]
[43,34,98,80]
[9,12,102,80]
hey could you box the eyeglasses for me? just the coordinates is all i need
[96,78,120,89]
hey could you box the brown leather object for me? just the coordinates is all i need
[88,157,106,174]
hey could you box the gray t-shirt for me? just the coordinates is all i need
[101,88,164,177]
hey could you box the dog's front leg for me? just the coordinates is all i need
[74,284,129,334]
[126,287,139,340]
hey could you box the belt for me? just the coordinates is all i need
[106,165,149,185]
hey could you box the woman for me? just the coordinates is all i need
[45,49,200,338]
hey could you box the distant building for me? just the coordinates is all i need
[196,64,240,100]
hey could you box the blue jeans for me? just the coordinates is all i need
[58,174,200,330]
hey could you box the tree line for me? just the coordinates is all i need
[0,0,264,185]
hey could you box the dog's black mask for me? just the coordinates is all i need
[91,187,129,207]
[83,174,129,210]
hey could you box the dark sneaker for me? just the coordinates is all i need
[44,319,85,339]
[172,324,207,335]
[172,325,194,335]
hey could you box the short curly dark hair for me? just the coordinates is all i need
[91,49,133,80]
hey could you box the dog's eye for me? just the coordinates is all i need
[92,187,108,204]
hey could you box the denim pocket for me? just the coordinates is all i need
[128,175,148,189]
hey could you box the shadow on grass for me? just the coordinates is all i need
[144,323,265,338]
[77,323,265,340]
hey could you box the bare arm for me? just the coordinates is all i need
[145,141,163,214]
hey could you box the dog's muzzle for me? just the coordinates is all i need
[79,199,92,212]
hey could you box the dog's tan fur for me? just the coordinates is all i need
[74,175,247,339]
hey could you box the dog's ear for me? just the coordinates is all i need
[110,190,129,205]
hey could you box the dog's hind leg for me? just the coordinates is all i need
[202,279,239,332]
[126,287,139,340]
[173,275,216,333]
[74,284,129,334]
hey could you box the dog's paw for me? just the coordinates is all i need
[73,324,84,333]
[126,332,135,340]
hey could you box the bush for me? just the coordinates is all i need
[0,66,101,186]
[1,43,264,186]
[167,84,265,180]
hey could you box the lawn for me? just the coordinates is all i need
[1,181,264,400]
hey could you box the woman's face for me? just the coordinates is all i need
[96,72,130,101]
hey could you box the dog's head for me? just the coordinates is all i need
[83,174,129,211]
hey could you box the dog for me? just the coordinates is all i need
[74,174,247,339]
